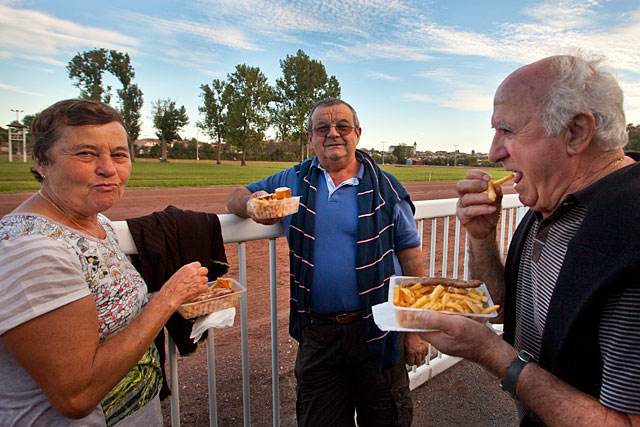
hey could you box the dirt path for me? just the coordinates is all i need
[1,182,519,426]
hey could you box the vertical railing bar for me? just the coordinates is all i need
[238,242,251,427]
[206,329,218,427]
[168,333,180,427]
[442,216,449,277]
[453,218,460,279]
[269,238,280,427]
[429,218,436,277]
[417,219,424,248]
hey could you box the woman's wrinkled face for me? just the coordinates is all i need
[36,122,131,216]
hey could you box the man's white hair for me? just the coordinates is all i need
[543,54,628,150]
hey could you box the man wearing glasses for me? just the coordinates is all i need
[227,98,428,426]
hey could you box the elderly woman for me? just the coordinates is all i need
[0,99,209,426]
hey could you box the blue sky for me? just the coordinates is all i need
[1,0,639,154]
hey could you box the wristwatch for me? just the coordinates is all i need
[501,350,534,399]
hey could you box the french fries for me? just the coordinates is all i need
[249,187,299,219]
[487,173,514,202]
[393,282,499,315]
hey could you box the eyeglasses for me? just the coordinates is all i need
[312,123,357,137]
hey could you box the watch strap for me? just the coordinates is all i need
[501,350,534,399]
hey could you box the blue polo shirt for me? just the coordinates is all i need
[246,158,420,314]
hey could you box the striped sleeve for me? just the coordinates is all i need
[599,287,640,413]
[0,235,90,335]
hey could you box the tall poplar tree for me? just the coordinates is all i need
[151,98,189,162]
[67,49,144,159]
[272,49,341,162]
[223,64,273,166]
[67,48,110,102]
[198,79,227,164]
[107,50,143,160]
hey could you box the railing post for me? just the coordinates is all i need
[238,242,251,427]
[206,329,218,427]
[168,334,180,427]
[269,238,280,426]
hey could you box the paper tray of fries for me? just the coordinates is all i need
[389,276,498,330]
[177,278,245,319]
[249,196,300,219]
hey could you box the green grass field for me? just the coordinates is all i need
[0,157,511,193]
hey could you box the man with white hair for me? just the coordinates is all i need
[417,54,640,425]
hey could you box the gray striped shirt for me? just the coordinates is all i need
[515,203,640,413]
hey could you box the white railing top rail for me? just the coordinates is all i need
[113,194,524,254]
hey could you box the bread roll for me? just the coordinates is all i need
[274,187,291,199]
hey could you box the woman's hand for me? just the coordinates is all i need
[158,261,209,309]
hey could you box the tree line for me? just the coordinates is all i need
[65,48,339,165]
[4,49,640,164]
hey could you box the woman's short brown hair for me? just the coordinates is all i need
[30,99,126,182]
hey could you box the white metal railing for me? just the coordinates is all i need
[112,194,526,426]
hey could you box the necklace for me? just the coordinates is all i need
[605,157,626,174]
[38,189,123,261]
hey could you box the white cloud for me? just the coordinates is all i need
[0,82,46,97]
[116,11,260,51]
[403,93,435,103]
[441,90,493,112]
[367,72,399,81]
[324,41,433,61]
[402,3,640,74]
[416,68,459,83]
[620,79,640,124]
[523,0,600,29]
[0,4,139,65]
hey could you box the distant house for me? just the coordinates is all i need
[134,138,160,149]
[406,158,424,165]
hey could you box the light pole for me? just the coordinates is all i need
[10,109,25,161]
[10,109,24,122]
[453,144,458,167]
[196,128,199,162]
[382,141,386,165]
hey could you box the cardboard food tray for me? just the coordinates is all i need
[249,196,300,219]
[390,276,498,329]
[177,278,245,319]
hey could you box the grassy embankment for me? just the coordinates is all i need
[0,157,511,193]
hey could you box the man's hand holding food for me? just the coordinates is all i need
[455,169,505,241]
[245,190,285,225]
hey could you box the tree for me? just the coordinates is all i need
[198,79,226,164]
[223,64,273,166]
[108,50,144,161]
[67,49,144,160]
[627,123,640,152]
[271,49,341,163]
[392,144,414,164]
[151,98,189,162]
[67,48,111,102]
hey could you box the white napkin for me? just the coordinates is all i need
[372,302,438,332]
[190,307,237,342]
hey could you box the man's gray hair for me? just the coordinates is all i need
[543,54,628,150]
[305,98,360,132]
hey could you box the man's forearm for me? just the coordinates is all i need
[468,229,506,307]
[514,362,640,426]
[226,187,252,218]
[397,246,426,277]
